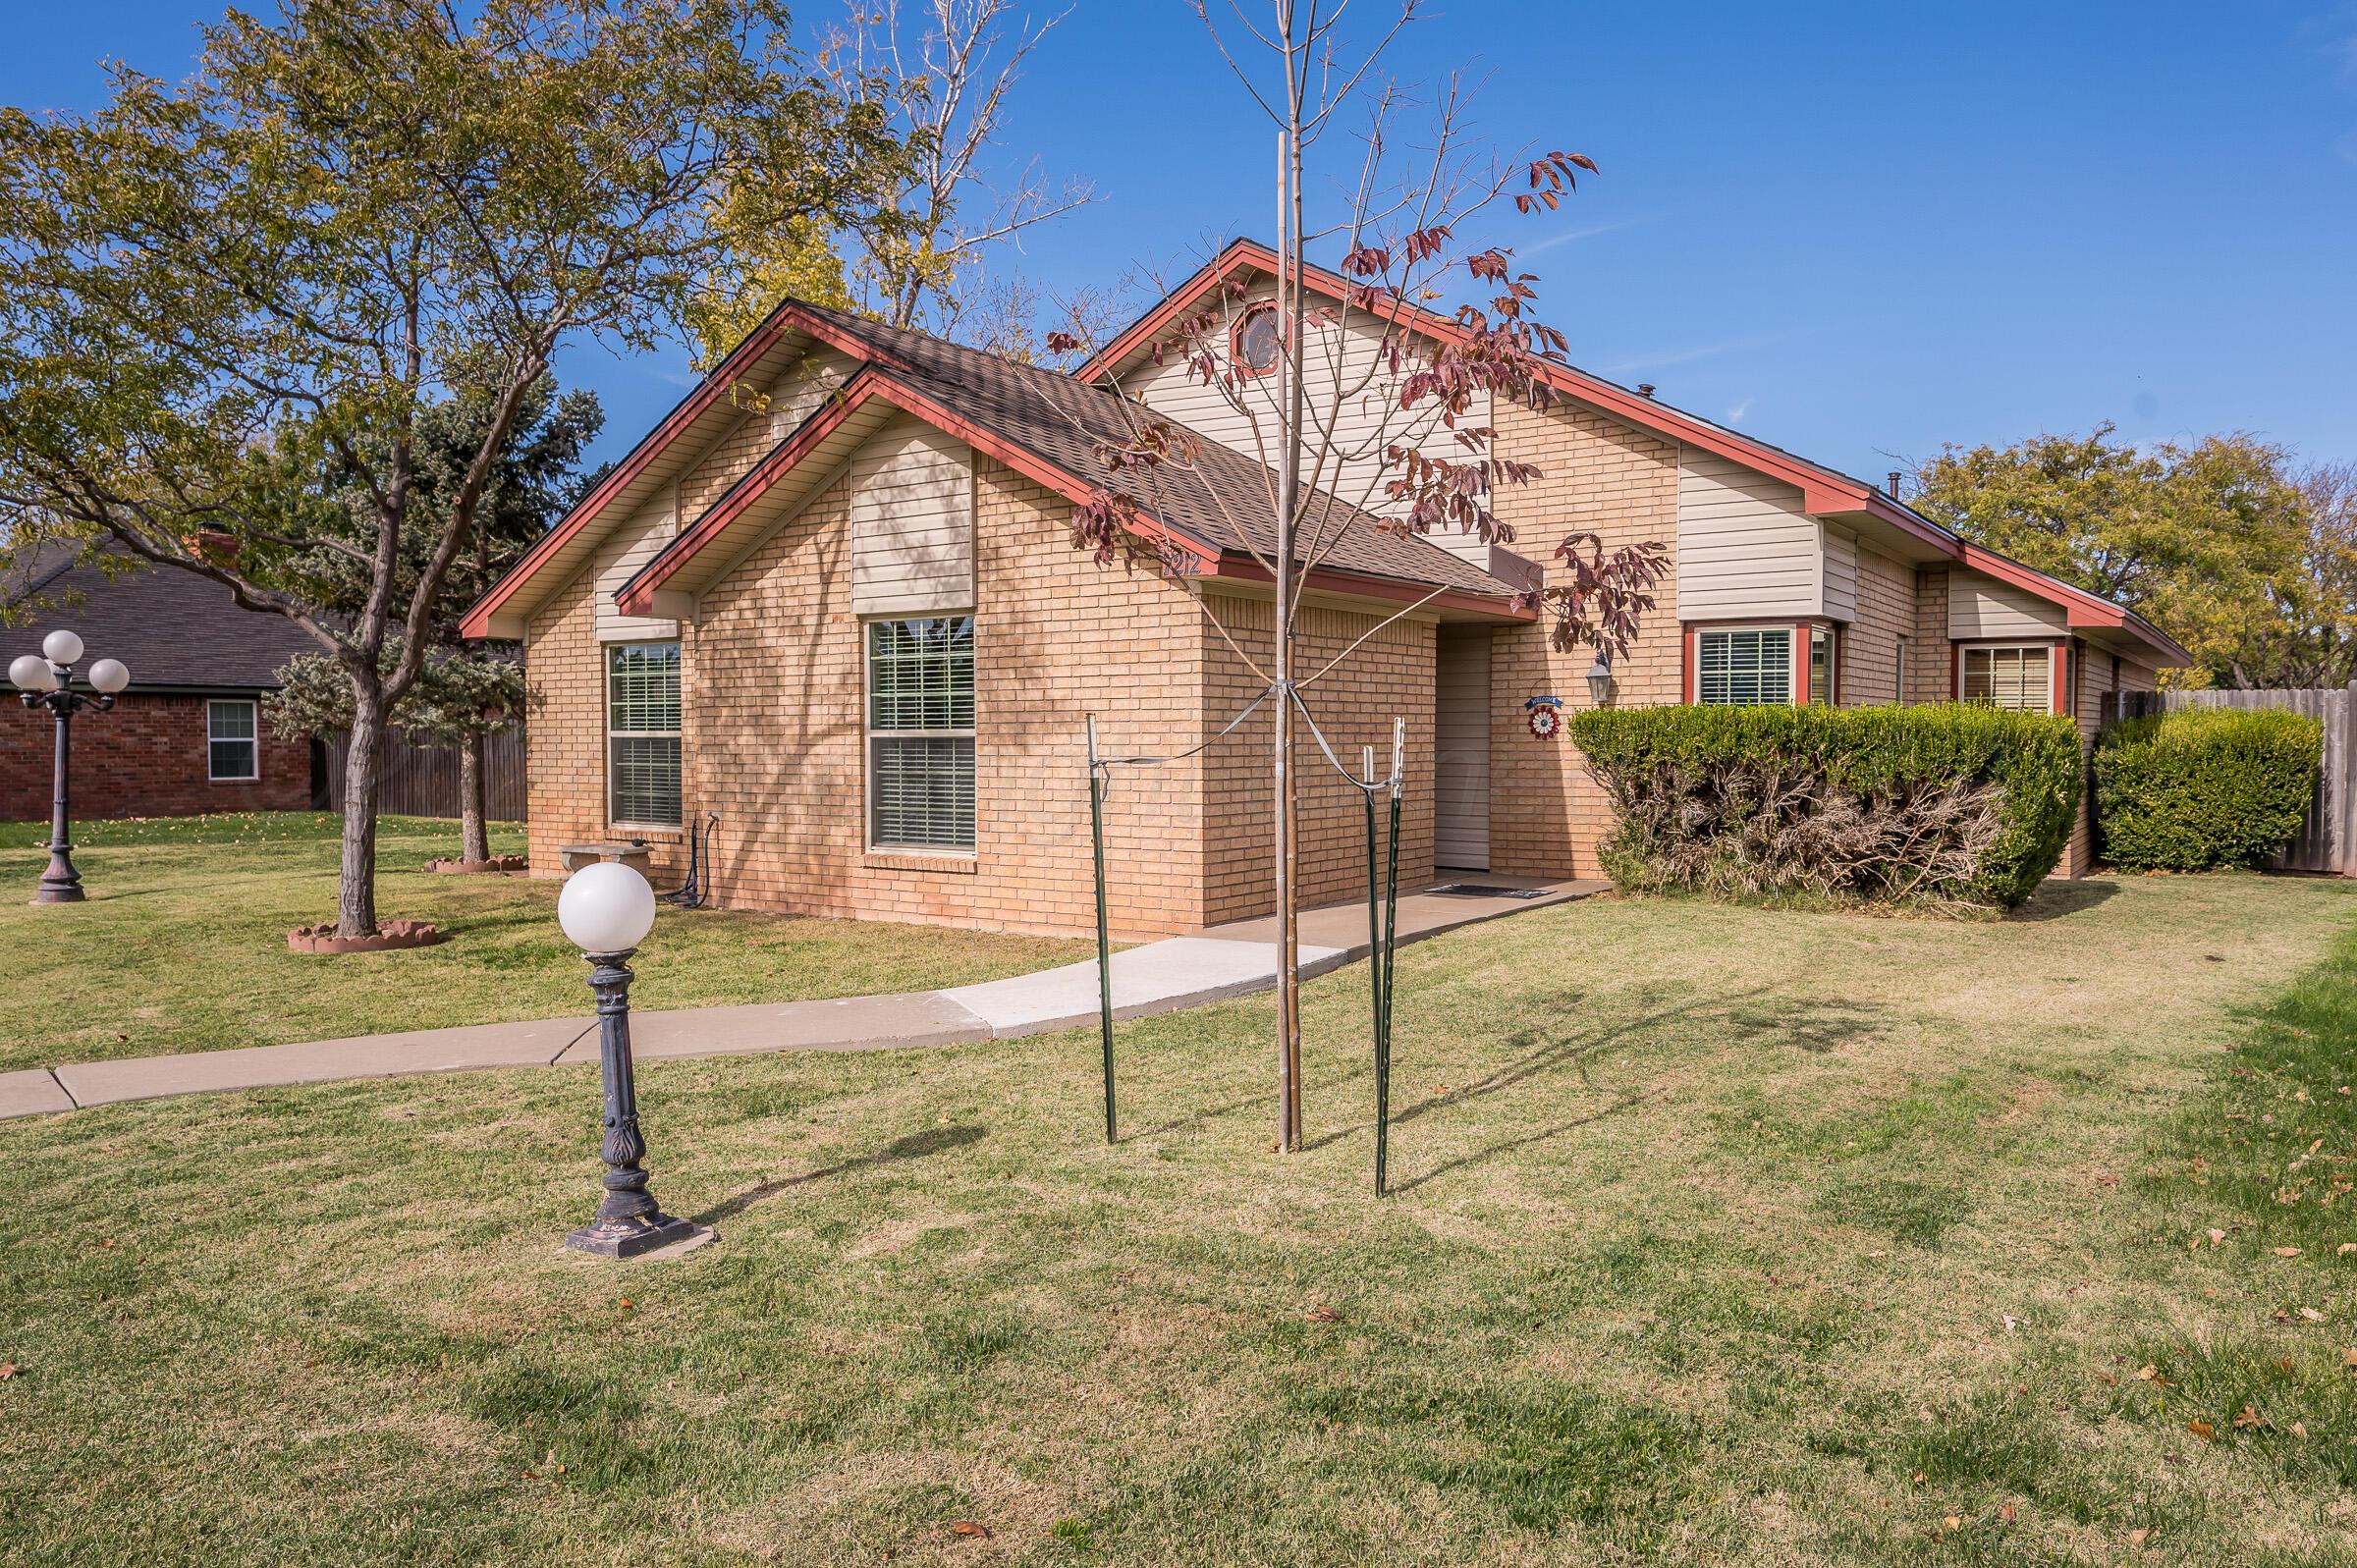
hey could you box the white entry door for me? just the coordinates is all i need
[1434,627,1492,871]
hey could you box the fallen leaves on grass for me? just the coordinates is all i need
[948,1521,992,1539]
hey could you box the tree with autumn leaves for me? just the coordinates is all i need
[0,0,906,940]
[1910,426,2357,690]
[1047,2,1669,1152]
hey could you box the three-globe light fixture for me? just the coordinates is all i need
[10,629,131,904]
[556,860,714,1259]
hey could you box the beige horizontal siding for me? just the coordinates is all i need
[850,416,974,617]
[1118,278,1495,566]
[594,497,680,642]
[1946,568,2067,639]
[1675,450,1822,619]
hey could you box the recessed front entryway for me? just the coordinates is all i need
[1435,624,1493,872]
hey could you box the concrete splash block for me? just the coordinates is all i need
[942,936,1349,1038]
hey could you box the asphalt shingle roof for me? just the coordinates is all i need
[0,545,320,691]
[790,302,1519,599]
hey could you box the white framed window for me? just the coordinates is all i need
[607,642,682,826]
[866,616,975,851]
[1960,644,2054,713]
[207,699,258,782]
[1808,626,1835,706]
[1697,627,1793,706]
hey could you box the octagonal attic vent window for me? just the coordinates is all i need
[1231,302,1282,378]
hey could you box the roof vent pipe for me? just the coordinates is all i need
[1887,469,1903,498]
[1636,383,1656,399]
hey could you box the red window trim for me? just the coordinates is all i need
[1951,638,2068,715]
[1230,301,1283,379]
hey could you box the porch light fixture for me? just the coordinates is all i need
[11,628,130,903]
[556,860,713,1259]
[1585,652,1615,709]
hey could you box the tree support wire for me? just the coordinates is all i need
[1084,686,1406,1194]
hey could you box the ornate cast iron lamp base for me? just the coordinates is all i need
[564,948,715,1260]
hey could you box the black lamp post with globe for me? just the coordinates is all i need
[10,630,131,904]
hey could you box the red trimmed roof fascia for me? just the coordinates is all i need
[1081,239,2188,662]
[460,303,915,640]
[614,371,1233,618]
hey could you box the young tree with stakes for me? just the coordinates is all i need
[1049,2,1669,1152]
[0,0,904,939]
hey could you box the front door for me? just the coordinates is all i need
[1434,626,1492,872]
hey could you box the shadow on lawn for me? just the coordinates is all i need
[2006,879,2120,921]
[691,1122,986,1225]
[1375,989,1896,1192]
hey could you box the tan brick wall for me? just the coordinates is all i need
[1485,397,1681,878]
[525,456,1216,940]
[1842,545,1914,706]
[1911,567,1950,702]
[522,570,695,886]
[1198,593,1437,924]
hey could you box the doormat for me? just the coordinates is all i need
[1429,884,1551,899]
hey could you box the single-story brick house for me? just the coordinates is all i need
[462,240,2186,938]
[2,546,318,820]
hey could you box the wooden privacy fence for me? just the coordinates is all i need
[2102,684,2357,875]
[317,724,526,821]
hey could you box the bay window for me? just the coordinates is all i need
[867,616,976,851]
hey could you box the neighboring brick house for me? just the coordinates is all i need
[2,548,318,820]
[463,240,2184,939]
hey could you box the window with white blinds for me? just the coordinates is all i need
[1960,644,2053,713]
[607,642,682,826]
[1697,627,1792,706]
[867,616,975,851]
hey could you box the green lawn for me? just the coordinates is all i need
[0,813,1091,1074]
[2,864,2355,1565]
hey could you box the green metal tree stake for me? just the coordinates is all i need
[1361,745,1387,1195]
[1087,715,1116,1144]
[1378,718,1404,1197]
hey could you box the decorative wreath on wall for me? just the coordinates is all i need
[1524,695,1563,740]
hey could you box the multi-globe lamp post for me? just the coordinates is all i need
[10,630,130,904]
[556,860,714,1259]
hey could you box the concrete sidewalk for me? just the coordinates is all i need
[1,876,1601,1120]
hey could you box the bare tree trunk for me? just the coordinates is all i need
[1272,113,1306,1155]
[339,691,387,937]
[459,730,490,864]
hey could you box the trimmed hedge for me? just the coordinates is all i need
[2093,707,2321,871]
[1568,703,2084,911]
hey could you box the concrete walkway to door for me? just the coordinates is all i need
[0,875,1602,1121]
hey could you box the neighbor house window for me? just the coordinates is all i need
[207,699,257,782]
[867,616,975,851]
[1232,302,1282,378]
[1960,644,2054,713]
[607,642,682,826]
[1696,627,1792,706]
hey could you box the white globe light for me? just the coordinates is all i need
[40,629,82,665]
[87,658,130,695]
[558,860,657,953]
[10,653,57,692]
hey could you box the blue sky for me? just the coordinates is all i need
[9,1,2357,480]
